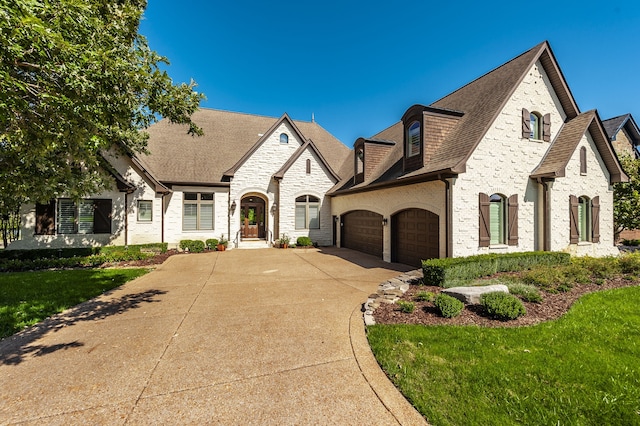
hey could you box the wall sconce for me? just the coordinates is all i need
[382,217,388,226]
[230,200,237,212]
[270,203,277,214]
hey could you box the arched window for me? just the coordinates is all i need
[295,195,320,229]
[306,158,311,174]
[280,133,288,144]
[356,147,364,174]
[406,121,421,157]
[530,112,542,140]
[578,196,592,242]
[489,194,507,245]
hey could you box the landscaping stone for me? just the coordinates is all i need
[363,269,423,325]
[442,285,509,305]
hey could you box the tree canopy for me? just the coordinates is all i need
[0,0,204,209]
[614,154,640,239]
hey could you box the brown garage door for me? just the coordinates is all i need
[341,210,383,258]
[392,209,439,267]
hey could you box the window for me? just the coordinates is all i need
[295,195,320,229]
[183,193,214,230]
[56,199,112,234]
[530,112,541,140]
[356,147,364,174]
[406,121,421,157]
[479,193,518,247]
[489,194,506,245]
[570,195,600,244]
[306,158,311,175]
[280,133,288,144]
[137,200,153,222]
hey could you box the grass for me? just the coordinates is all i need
[368,285,640,426]
[0,268,149,339]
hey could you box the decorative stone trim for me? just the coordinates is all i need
[363,269,423,325]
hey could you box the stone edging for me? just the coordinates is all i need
[363,269,423,325]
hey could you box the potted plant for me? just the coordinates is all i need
[217,234,228,251]
[280,233,290,249]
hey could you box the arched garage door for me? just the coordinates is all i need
[392,209,439,267]
[341,210,383,258]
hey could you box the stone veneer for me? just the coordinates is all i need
[363,269,423,326]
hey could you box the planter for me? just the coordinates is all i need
[216,244,226,251]
[282,243,288,249]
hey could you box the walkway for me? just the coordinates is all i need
[0,248,427,425]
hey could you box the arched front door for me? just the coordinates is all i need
[240,196,266,239]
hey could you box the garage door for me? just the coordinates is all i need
[392,209,439,267]
[341,210,383,258]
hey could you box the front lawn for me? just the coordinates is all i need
[368,285,640,425]
[0,268,148,339]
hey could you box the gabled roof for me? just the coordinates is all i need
[330,41,586,195]
[273,139,340,181]
[602,113,640,143]
[138,108,348,185]
[429,40,579,174]
[531,110,627,183]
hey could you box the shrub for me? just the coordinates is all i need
[205,239,219,250]
[481,291,526,320]
[296,236,313,247]
[505,282,542,303]
[434,294,464,318]
[415,291,435,302]
[619,252,640,275]
[179,240,205,253]
[621,239,640,246]
[397,301,415,313]
[572,256,620,279]
[523,266,567,292]
[422,252,570,287]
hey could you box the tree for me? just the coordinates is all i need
[613,154,640,240]
[0,0,204,214]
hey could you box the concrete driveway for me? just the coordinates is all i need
[0,248,427,425]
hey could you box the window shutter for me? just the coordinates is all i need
[543,113,551,142]
[479,193,490,247]
[580,147,587,174]
[522,108,531,139]
[591,196,600,243]
[93,199,112,234]
[508,194,519,246]
[569,195,579,244]
[35,200,56,235]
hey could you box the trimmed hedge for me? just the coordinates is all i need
[422,252,571,288]
[0,243,167,260]
[296,236,313,247]
[179,240,205,253]
[205,239,219,250]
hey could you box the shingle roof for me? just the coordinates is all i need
[531,110,627,182]
[136,108,349,185]
[602,114,629,139]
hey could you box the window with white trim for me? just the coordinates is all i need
[183,193,214,230]
[137,200,153,222]
[295,195,320,229]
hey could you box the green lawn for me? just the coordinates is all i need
[368,286,640,426]
[0,268,148,339]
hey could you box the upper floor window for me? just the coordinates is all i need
[295,195,320,229]
[406,121,421,157]
[280,133,288,144]
[530,112,541,139]
[356,147,364,174]
[183,192,214,231]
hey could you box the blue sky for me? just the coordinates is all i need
[140,0,640,146]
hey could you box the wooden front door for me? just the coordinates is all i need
[240,197,265,239]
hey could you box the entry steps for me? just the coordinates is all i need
[236,239,271,250]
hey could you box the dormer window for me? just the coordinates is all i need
[407,121,421,157]
[354,144,364,184]
[280,133,288,144]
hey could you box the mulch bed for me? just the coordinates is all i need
[103,249,180,268]
[373,276,638,327]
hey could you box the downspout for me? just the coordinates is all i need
[440,176,452,258]
[124,192,128,246]
[227,187,231,247]
[537,178,551,252]
[274,178,280,241]
[161,193,165,244]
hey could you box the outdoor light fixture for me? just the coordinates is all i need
[271,203,277,213]
[382,217,388,226]
[230,200,237,212]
